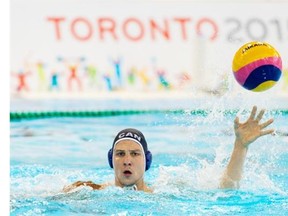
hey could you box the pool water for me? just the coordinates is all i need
[10,107,288,215]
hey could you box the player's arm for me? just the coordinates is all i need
[63,181,104,192]
[220,106,274,189]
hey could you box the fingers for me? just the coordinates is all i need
[249,106,257,120]
[260,129,275,136]
[74,181,89,187]
[234,116,239,129]
[259,118,274,136]
[63,181,94,193]
[260,118,274,129]
[255,109,265,122]
[249,106,266,123]
[74,181,82,186]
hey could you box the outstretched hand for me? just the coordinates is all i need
[220,106,274,189]
[234,106,274,148]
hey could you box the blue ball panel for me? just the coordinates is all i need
[243,65,282,90]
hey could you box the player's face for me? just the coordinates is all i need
[113,140,145,187]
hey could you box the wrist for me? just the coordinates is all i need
[234,139,248,151]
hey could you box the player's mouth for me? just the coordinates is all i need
[123,170,132,177]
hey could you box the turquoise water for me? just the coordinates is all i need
[10,101,288,215]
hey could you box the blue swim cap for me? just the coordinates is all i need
[112,128,148,153]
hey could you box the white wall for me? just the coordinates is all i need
[10,0,288,94]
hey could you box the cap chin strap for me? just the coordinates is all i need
[123,184,138,191]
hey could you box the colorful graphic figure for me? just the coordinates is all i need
[60,57,84,91]
[127,67,137,85]
[156,69,171,89]
[35,61,47,91]
[177,71,192,89]
[49,70,61,91]
[85,65,98,87]
[151,57,171,89]
[67,64,82,91]
[178,72,191,86]
[126,67,151,90]
[12,70,31,92]
[110,57,123,87]
[137,68,150,87]
[103,72,112,91]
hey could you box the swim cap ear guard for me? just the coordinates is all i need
[108,149,152,171]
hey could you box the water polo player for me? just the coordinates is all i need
[63,128,153,192]
[63,106,274,192]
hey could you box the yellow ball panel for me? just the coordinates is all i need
[232,42,281,72]
[252,80,277,92]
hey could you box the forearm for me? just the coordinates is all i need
[220,140,248,189]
